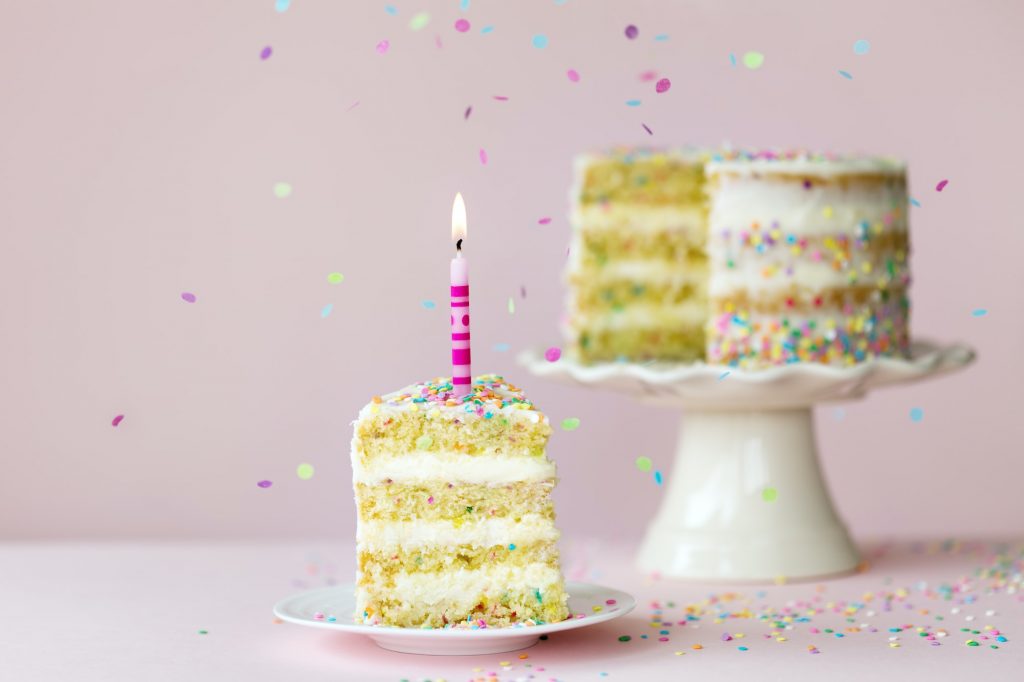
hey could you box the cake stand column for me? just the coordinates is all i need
[637,407,860,581]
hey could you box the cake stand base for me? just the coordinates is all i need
[637,408,858,581]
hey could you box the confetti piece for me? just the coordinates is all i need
[520,285,527,299]
[384,4,397,15]
[642,123,653,135]
[346,100,360,112]
[936,179,949,192]
[853,39,871,55]
[493,95,509,101]
[455,18,470,32]
[762,487,778,502]
[544,347,562,362]
[654,470,663,485]
[481,25,494,34]
[181,292,196,303]
[561,417,580,431]
[638,70,658,82]
[910,407,924,422]
[625,99,642,106]
[435,34,443,49]
[493,342,510,352]
[567,69,580,82]
[198,629,209,635]
[408,12,430,31]
[296,463,315,480]
[479,149,488,165]
[464,106,472,120]
[625,24,638,40]
[376,39,389,54]
[253,479,275,490]
[421,300,436,309]
[320,303,333,318]
[618,635,631,642]
[910,197,921,207]
[274,0,290,12]
[507,297,515,314]
[273,182,292,198]
[729,52,737,67]
[838,70,853,79]
[326,272,344,284]
[743,51,764,69]
[111,414,124,427]
[532,34,549,49]
[460,0,470,9]
[655,78,671,93]
[538,216,552,225]
[415,435,433,450]
[635,456,652,472]
[260,46,273,60]
[972,308,987,317]
[654,34,669,41]
[718,371,730,380]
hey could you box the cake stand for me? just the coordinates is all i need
[520,341,975,582]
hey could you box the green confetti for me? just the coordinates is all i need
[408,11,430,31]
[198,629,208,635]
[415,435,433,450]
[618,635,631,642]
[296,463,315,480]
[561,417,580,431]
[743,51,765,69]
[508,297,515,314]
[762,487,778,502]
[273,182,292,198]
[326,272,344,284]
[635,456,652,472]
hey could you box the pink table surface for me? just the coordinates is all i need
[3,539,1021,681]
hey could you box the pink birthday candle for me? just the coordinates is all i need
[450,193,472,397]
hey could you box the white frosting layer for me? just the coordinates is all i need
[571,300,706,330]
[383,564,563,608]
[706,154,905,177]
[353,451,556,485]
[357,514,559,550]
[571,204,707,234]
[707,255,906,297]
[575,259,710,285]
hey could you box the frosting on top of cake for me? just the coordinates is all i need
[706,149,906,177]
[358,374,545,423]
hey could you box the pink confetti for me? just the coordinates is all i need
[567,69,580,82]
[454,18,470,32]
[435,34,443,49]
[655,78,671,93]
[181,292,196,303]
[625,24,638,40]
[493,95,509,101]
[544,347,562,362]
[642,123,653,135]
[639,70,657,82]
[479,149,488,165]
[260,46,273,60]
[538,217,552,225]
[464,106,472,120]
[257,480,273,489]
[376,39,389,54]
[111,414,124,427]
[936,179,949,192]
[346,100,360,112]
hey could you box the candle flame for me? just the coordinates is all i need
[451,192,467,242]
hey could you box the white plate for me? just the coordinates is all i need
[273,582,635,655]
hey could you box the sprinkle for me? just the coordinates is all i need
[508,297,515,314]
[739,646,748,651]
[273,182,292,198]
[493,343,510,352]
[910,407,924,422]
[479,148,488,165]
[346,100,360,112]
[327,272,344,284]
[654,470,663,485]
[493,95,509,101]
[561,417,581,431]
[427,495,434,504]
[936,179,949,192]
[181,292,196,303]
[743,51,765,69]
[625,99,642,106]
[618,635,631,642]
[718,371,730,380]
[274,0,290,12]
[408,12,430,31]
[966,639,979,646]
[111,414,124,427]
[460,0,470,9]
[538,216,552,225]
[642,123,653,135]
[384,4,397,15]
[567,69,580,82]
[638,70,658,82]
[260,46,273,60]
[692,644,703,650]
[532,34,549,49]
[729,52,737,67]
[838,70,853,80]
[655,78,671,93]
[296,463,315,480]
[624,24,638,40]
[421,300,435,309]
[544,347,562,362]
[481,25,494,35]
[508,543,516,551]
[655,34,669,41]
[762,487,778,502]
[198,629,208,634]
[454,18,470,32]
[910,197,921,207]
[320,303,333,318]
[313,612,324,620]
[376,39,389,54]
[972,308,987,317]
[635,456,652,472]
[257,480,273,489]
[853,39,871,55]
[415,435,433,450]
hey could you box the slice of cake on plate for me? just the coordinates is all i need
[351,374,570,628]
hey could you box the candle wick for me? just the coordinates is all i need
[456,238,463,252]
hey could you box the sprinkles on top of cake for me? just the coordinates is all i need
[365,374,542,420]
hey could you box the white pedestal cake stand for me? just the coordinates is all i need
[520,341,975,582]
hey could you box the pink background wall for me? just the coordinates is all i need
[2,0,1021,541]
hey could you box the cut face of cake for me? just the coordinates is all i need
[351,374,569,628]
[567,148,711,363]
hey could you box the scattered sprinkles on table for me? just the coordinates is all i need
[625,24,638,40]
[532,34,549,49]
[910,407,924,422]
[408,11,430,31]
[561,417,580,431]
[839,70,853,80]
[567,69,580,82]
[635,456,652,472]
[971,309,987,317]
[326,272,344,284]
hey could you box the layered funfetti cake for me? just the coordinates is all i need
[705,151,910,368]
[566,148,712,363]
[566,148,911,368]
[350,374,570,628]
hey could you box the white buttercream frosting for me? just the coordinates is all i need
[353,451,556,485]
[357,514,559,551]
[384,564,563,608]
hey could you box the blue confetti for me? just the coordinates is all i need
[460,0,470,10]
[493,342,510,352]
[625,99,642,106]
[654,34,670,41]
[910,197,921,207]
[421,300,436,310]
[971,308,988,317]
[654,470,663,485]
[532,34,549,49]
[853,39,871,55]
[718,371,730,380]
[384,4,397,15]
[729,52,737,67]
[834,407,845,421]
[275,0,291,12]
[910,407,924,422]
[320,303,333,318]
[481,25,494,34]
[838,69,853,79]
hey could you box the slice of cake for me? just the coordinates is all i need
[350,374,570,628]
[566,148,711,363]
[705,151,910,368]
